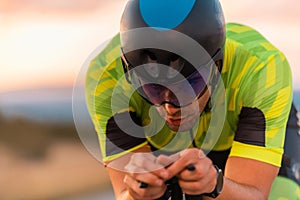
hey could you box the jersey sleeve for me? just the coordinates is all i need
[225,24,293,167]
[85,34,148,163]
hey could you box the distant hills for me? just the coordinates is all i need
[0,86,83,123]
[0,86,73,104]
[0,87,299,123]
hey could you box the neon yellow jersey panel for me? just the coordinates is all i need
[85,23,292,166]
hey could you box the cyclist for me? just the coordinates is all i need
[85,0,294,199]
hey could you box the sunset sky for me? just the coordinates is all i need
[0,0,299,92]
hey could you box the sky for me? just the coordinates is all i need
[0,0,299,93]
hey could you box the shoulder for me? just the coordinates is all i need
[225,23,286,61]
[87,33,122,81]
[85,33,132,124]
[222,23,292,124]
[86,33,127,102]
[223,23,290,87]
[85,33,149,127]
[226,23,267,45]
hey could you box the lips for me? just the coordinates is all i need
[166,116,188,126]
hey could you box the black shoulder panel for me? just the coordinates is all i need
[105,112,147,157]
[234,107,266,147]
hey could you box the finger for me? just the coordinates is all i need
[156,151,185,169]
[156,154,179,167]
[127,154,169,179]
[167,149,199,177]
[124,177,149,200]
[165,149,206,178]
[158,154,196,171]
[130,153,165,170]
[124,163,165,185]
[179,174,214,195]
[179,164,217,195]
[124,175,167,199]
[167,152,182,164]
[179,180,207,195]
[180,148,206,159]
[125,161,169,190]
[134,171,165,187]
[179,158,212,182]
[124,174,144,193]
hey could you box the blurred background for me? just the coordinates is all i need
[0,0,299,199]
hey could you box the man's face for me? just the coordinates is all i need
[154,88,211,132]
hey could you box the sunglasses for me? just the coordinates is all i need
[121,49,222,108]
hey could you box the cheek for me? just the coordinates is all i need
[196,88,211,112]
[186,99,206,115]
[155,106,167,118]
[197,100,207,113]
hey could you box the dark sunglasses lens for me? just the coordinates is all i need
[139,72,209,107]
[125,53,215,107]
[142,84,171,105]
[187,70,208,96]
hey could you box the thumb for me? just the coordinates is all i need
[156,152,181,168]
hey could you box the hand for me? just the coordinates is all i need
[159,148,217,196]
[123,152,170,200]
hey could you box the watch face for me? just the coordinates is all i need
[216,169,224,193]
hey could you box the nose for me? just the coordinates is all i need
[163,103,180,116]
[162,88,179,104]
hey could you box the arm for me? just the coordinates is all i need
[216,156,279,200]
[163,148,278,200]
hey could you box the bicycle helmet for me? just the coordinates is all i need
[120,0,225,107]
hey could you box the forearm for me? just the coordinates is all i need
[205,177,266,200]
[212,157,279,200]
[118,190,134,200]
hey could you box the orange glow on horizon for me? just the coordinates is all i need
[0,0,299,93]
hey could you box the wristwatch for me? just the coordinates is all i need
[203,165,224,198]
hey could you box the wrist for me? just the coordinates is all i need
[203,165,224,198]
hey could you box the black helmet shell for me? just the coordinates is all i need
[120,0,225,69]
